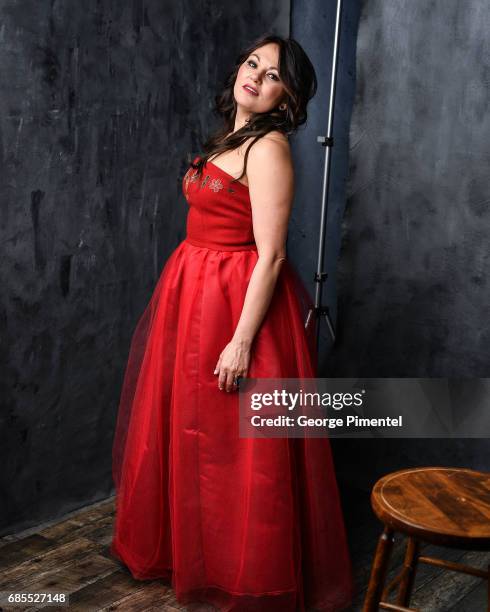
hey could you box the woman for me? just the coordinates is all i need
[111,33,354,611]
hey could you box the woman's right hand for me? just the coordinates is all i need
[213,338,251,393]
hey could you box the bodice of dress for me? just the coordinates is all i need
[182,156,257,251]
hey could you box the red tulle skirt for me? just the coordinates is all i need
[111,239,354,611]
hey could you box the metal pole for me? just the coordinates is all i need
[305,0,344,351]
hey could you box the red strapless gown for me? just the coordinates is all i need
[110,157,354,611]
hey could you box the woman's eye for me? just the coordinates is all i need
[247,60,279,81]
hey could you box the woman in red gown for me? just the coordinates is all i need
[111,34,354,611]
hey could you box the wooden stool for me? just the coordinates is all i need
[363,467,490,611]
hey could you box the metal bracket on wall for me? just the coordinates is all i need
[317,136,334,147]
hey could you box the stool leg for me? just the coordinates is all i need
[396,536,420,606]
[363,526,395,612]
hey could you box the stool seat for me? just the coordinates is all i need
[371,466,490,550]
[364,466,490,611]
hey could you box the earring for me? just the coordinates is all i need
[279,104,287,111]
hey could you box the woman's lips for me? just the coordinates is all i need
[242,84,258,96]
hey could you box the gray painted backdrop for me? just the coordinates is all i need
[320,0,490,488]
[1,0,489,534]
[327,0,490,378]
[0,0,289,535]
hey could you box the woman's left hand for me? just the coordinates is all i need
[213,339,251,392]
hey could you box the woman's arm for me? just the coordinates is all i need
[214,133,294,392]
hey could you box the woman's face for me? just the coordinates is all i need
[234,42,286,114]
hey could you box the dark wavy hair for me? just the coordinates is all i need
[189,33,317,185]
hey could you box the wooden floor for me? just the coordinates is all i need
[0,488,488,611]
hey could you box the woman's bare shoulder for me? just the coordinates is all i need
[245,133,293,196]
[242,131,290,162]
[263,130,289,145]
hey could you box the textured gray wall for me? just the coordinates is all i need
[0,0,289,535]
[326,0,490,378]
[2,0,488,535]
[317,0,490,487]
